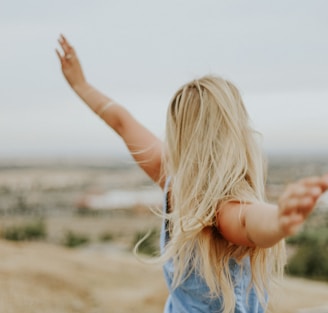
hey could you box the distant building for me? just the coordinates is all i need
[77,188,163,211]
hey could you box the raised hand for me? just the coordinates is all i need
[278,174,328,236]
[56,34,86,89]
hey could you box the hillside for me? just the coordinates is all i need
[1,240,328,313]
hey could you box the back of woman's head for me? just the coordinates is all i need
[165,75,264,205]
[167,76,248,163]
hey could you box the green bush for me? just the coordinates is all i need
[287,228,328,246]
[99,232,114,242]
[2,220,46,241]
[287,243,328,280]
[63,231,89,248]
[132,228,159,256]
[287,227,328,280]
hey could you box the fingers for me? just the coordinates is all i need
[321,173,328,189]
[277,173,328,237]
[279,174,328,217]
[56,34,76,62]
[55,48,63,62]
[58,34,73,54]
[283,175,327,199]
[279,214,303,236]
[280,193,316,218]
[298,175,328,192]
[278,185,315,236]
[280,183,319,207]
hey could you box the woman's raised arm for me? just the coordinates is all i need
[56,34,164,187]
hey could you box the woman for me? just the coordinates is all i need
[56,34,328,313]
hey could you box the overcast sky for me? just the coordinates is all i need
[1,0,328,160]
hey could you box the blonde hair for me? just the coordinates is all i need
[161,75,286,312]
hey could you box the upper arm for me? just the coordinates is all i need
[218,201,283,248]
[217,201,255,247]
[102,105,165,188]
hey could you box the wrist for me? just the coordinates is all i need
[72,82,115,117]
[275,209,287,241]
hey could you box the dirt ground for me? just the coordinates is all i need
[0,240,328,313]
[1,159,328,313]
[0,240,166,313]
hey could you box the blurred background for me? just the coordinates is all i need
[1,0,328,159]
[1,1,328,312]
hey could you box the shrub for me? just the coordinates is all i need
[287,243,328,280]
[287,226,328,281]
[63,231,89,248]
[99,232,114,242]
[132,228,159,256]
[2,220,46,241]
[287,228,328,246]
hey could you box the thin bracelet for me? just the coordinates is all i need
[97,101,115,118]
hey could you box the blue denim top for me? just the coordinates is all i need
[160,178,266,313]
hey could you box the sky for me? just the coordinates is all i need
[1,0,328,161]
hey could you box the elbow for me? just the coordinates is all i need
[103,105,125,135]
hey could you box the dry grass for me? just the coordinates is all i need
[0,240,328,313]
[0,240,166,313]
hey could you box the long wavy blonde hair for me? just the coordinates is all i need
[161,75,286,313]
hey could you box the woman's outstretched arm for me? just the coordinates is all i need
[56,34,164,187]
[218,174,328,248]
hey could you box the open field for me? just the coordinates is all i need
[1,240,328,313]
[1,155,328,312]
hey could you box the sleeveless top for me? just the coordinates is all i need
[160,178,266,313]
